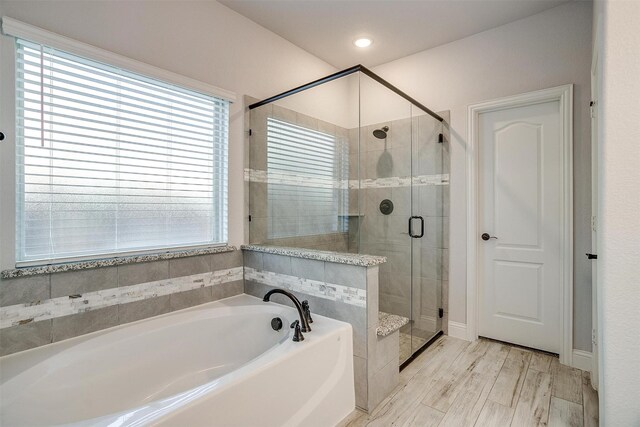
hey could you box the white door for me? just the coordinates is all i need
[478,100,563,353]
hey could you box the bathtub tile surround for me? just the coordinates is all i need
[0,247,244,356]
[243,246,401,412]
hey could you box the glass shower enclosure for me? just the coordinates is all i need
[247,66,449,364]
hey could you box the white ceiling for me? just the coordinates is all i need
[219,0,570,69]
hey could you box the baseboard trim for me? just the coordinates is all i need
[448,321,470,341]
[572,349,592,371]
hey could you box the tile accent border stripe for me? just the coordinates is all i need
[245,267,366,308]
[0,266,243,329]
[1,245,236,279]
[244,168,449,189]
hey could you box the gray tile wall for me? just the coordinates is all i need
[247,102,351,252]
[0,250,244,357]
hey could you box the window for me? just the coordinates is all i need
[266,118,348,239]
[15,38,229,264]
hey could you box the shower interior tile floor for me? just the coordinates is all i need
[399,332,427,363]
[340,336,599,427]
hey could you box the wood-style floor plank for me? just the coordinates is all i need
[475,400,515,427]
[551,358,583,404]
[401,403,444,427]
[582,371,599,427]
[488,347,532,407]
[338,337,597,427]
[549,397,584,427]
[365,336,468,426]
[511,369,553,427]
[529,352,554,373]
[420,339,498,412]
[436,342,510,426]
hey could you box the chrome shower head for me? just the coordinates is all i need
[373,126,389,140]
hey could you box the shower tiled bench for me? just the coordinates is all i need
[241,245,400,412]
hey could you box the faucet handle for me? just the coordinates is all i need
[301,300,313,324]
[290,320,305,342]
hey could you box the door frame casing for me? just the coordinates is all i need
[466,85,574,365]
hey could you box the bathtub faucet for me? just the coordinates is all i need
[263,289,312,334]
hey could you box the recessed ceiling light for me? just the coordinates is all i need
[354,38,373,48]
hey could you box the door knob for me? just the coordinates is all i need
[481,233,498,241]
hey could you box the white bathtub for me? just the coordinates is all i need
[0,294,355,426]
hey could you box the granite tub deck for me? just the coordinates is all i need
[242,245,398,412]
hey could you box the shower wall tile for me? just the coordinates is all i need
[249,103,271,134]
[249,216,268,244]
[325,263,366,289]
[368,326,399,373]
[50,267,118,298]
[249,130,267,171]
[263,253,292,275]
[272,104,296,123]
[249,182,268,218]
[413,247,442,280]
[0,275,50,306]
[169,287,212,312]
[442,249,449,281]
[169,255,211,278]
[118,294,172,324]
[52,306,119,343]
[291,258,325,282]
[212,280,243,301]
[0,320,52,357]
[368,357,400,411]
[211,250,243,271]
[366,266,379,322]
[317,119,336,136]
[353,355,368,409]
[243,251,263,270]
[118,261,169,287]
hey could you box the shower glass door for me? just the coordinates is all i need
[410,106,445,358]
[359,75,444,364]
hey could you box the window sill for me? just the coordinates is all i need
[1,245,236,279]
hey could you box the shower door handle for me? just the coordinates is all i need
[408,216,424,238]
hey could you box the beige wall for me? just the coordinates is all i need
[0,0,337,260]
[371,2,594,351]
[593,0,640,423]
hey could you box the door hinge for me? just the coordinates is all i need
[438,308,444,318]
[248,215,252,222]
[438,133,444,143]
[592,215,597,232]
[249,128,253,136]
[590,101,596,119]
[592,328,598,346]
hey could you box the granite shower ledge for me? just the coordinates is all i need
[376,311,410,337]
[1,245,236,279]
[241,245,386,267]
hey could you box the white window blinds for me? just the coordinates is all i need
[16,38,229,264]
[266,118,348,239]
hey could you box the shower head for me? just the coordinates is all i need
[373,126,389,140]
